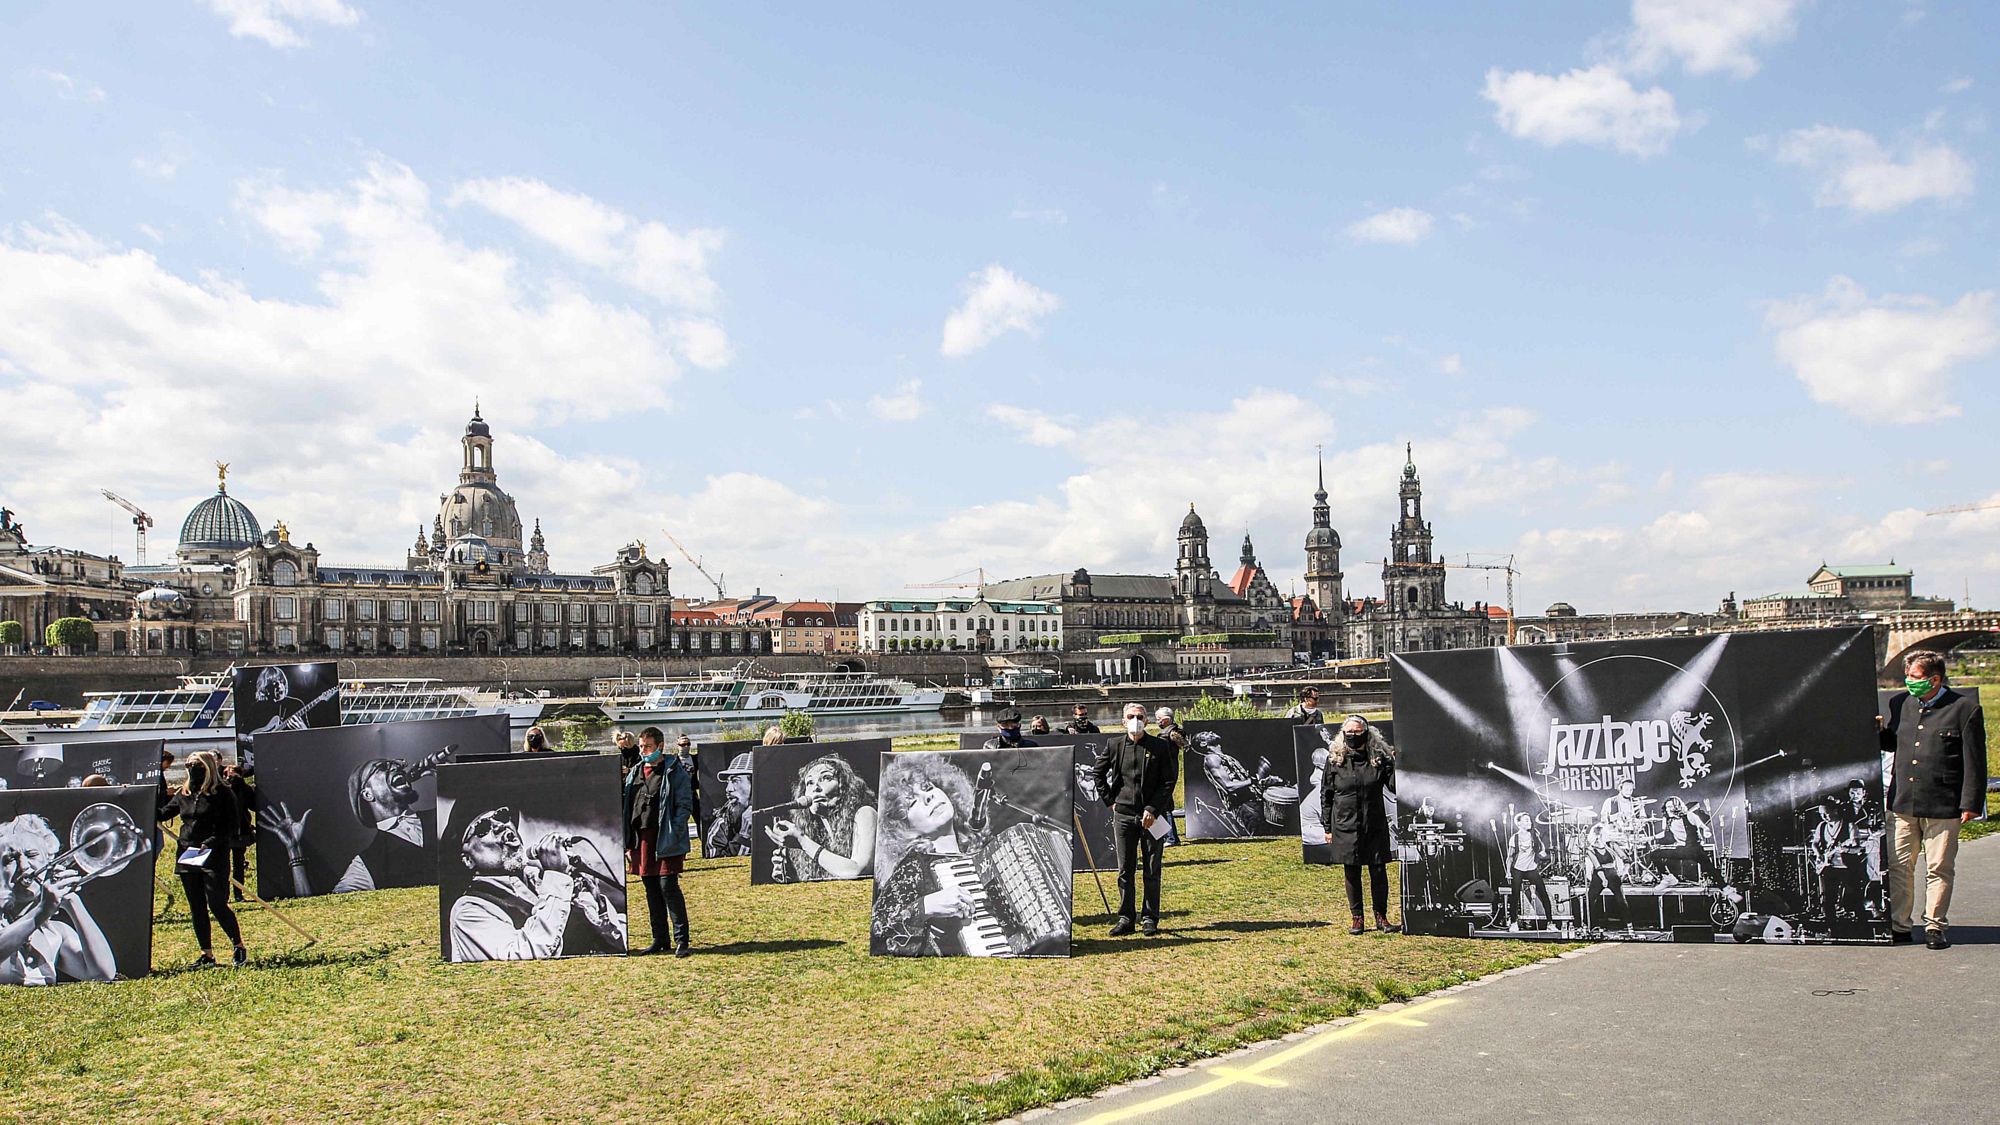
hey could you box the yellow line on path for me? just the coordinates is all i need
[1072,996,1457,1125]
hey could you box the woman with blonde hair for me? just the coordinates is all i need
[761,726,784,746]
[161,750,246,967]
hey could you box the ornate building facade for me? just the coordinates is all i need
[1340,446,1497,658]
[118,410,675,656]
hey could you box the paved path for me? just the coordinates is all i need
[1033,836,2000,1125]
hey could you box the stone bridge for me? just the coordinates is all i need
[1879,611,2000,676]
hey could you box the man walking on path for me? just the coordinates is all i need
[1881,650,1986,949]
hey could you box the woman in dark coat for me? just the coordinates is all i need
[622,726,695,957]
[1320,715,1398,935]
[162,750,248,967]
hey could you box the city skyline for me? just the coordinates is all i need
[0,3,1994,614]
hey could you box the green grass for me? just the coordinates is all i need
[1955,677,2000,842]
[0,837,1563,1124]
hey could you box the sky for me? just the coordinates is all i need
[0,1,1995,617]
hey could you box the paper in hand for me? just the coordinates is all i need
[1145,814,1171,840]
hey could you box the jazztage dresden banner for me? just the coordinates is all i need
[1391,627,1887,945]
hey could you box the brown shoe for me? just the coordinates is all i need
[1375,914,1401,934]
[1348,913,1365,935]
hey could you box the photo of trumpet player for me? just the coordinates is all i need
[252,715,509,899]
[750,739,887,885]
[0,785,156,985]
[436,753,628,962]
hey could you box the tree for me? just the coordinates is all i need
[1182,692,1266,721]
[779,710,815,741]
[0,620,22,649]
[45,617,95,652]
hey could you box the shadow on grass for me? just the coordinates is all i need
[1198,919,1329,933]
[1162,857,1243,868]
[699,938,845,955]
[1070,932,1225,954]
[1075,909,1194,926]
[149,942,405,977]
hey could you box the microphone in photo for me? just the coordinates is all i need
[970,762,994,831]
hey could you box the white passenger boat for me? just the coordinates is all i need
[0,672,545,754]
[599,665,945,723]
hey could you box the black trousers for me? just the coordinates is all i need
[179,863,241,951]
[230,844,249,896]
[1343,863,1389,916]
[1112,812,1164,923]
[641,873,689,947]
[1512,869,1554,924]
[1589,868,1628,924]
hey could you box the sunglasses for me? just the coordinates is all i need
[466,807,520,843]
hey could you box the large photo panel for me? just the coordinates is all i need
[436,753,627,963]
[1392,626,1885,944]
[872,747,1074,958]
[1,784,156,985]
[254,715,508,899]
[749,739,888,885]
[2,738,164,791]
[956,732,1115,872]
[1182,719,1304,839]
[698,740,755,859]
[232,661,341,769]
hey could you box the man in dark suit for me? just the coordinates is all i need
[1881,650,1987,949]
[1092,702,1179,935]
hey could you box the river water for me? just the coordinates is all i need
[566,703,1139,748]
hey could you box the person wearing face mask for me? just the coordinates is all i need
[1092,703,1179,935]
[983,707,1039,749]
[1879,650,1987,949]
[1285,687,1325,725]
[162,750,248,967]
[1063,704,1100,735]
[623,726,695,956]
[1320,715,1398,935]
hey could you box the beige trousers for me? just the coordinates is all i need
[1888,813,1961,932]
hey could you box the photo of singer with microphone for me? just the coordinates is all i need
[436,753,628,963]
[748,740,887,886]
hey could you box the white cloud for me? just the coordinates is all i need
[1624,0,1799,78]
[132,156,177,180]
[1482,66,1684,157]
[0,158,730,573]
[203,0,361,49]
[32,69,106,102]
[1941,77,1974,95]
[868,379,926,422]
[1344,207,1435,245]
[1772,126,1975,214]
[1766,277,1998,424]
[987,404,1077,446]
[450,177,725,311]
[939,265,1060,358]
[1438,353,1464,375]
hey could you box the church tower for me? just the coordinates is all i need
[1384,443,1445,610]
[1177,503,1215,631]
[525,518,550,574]
[1303,451,1344,626]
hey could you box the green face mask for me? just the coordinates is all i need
[1905,676,1936,697]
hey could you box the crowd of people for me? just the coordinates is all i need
[104,647,1988,972]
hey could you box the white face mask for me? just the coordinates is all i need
[1124,717,1145,734]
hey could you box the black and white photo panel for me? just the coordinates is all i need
[1182,719,1304,839]
[254,715,508,899]
[749,739,887,885]
[872,748,1074,958]
[1392,626,1887,945]
[436,753,627,963]
[0,738,164,791]
[0,784,156,985]
[956,732,1116,872]
[231,661,341,770]
[699,741,754,859]
[1296,720,1397,866]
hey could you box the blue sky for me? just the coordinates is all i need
[1,1,1994,614]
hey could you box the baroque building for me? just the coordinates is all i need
[120,410,674,656]
[1340,446,1496,658]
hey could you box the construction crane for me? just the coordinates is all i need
[907,568,989,594]
[660,526,725,601]
[1365,553,1520,643]
[1926,500,2000,516]
[100,490,153,565]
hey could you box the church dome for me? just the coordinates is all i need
[1180,503,1205,533]
[448,534,494,565]
[465,405,491,438]
[1306,526,1340,550]
[179,490,261,553]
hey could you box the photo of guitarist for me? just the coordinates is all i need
[232,663,341,772]
[1808,802,1864,922]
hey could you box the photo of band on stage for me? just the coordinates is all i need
[1393,628,1890,943]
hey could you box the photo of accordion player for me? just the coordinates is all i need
[872,753,1072,958]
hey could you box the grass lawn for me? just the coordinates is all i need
[0,832,1561,1123]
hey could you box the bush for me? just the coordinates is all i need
[0,621,22,647]
[779,710,815,740]
[555,725,591,753]
[1182,692,1267,721]
[45,617,94,651]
